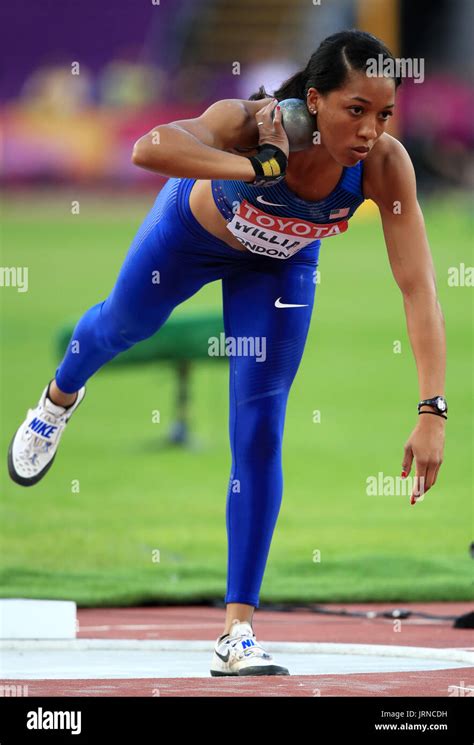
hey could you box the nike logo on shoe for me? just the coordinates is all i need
[274,297,309,308]
[256,195,287,207]
[215,649,230,663]
[27,418,58,439]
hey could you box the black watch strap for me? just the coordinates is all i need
[419,410,447,420]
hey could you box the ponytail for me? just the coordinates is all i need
[248,85,271,101]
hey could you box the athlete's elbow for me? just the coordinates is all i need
[131,138,144,167]
[131,138,150,168]
[131,130,164,169]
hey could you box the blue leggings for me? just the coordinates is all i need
[55,177,321,608]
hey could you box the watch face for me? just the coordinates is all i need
[437,397,447,411]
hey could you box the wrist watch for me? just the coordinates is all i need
[417,395,448,419]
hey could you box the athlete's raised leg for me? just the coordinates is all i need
[8,177,236,486]
[54,178,228,394]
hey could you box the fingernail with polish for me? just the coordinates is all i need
[401,470,407,478]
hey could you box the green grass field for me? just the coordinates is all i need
[0,190,472,606]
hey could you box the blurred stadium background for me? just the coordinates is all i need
[0,0,472,606]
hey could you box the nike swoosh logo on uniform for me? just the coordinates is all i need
[256,195,287,207]
[275,297,309,308]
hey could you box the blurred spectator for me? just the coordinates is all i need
[170,64,217,104]
[399,75,474,189]
[237,57,299,100]
[19,63,94,115]
[99,60,165,109]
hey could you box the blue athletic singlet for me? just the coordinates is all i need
[211,160,366,259]
[53,164,364,610]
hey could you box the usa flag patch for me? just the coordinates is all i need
[329,207,350,219]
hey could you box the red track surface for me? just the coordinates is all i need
[8,602,474,697]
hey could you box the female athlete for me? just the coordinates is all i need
[8,30,447,676]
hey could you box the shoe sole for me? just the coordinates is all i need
[210,665,290,677]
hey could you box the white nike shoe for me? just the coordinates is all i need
[7,380,86,487]
[210,619,290,676]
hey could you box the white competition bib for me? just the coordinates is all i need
[226,199,348,259]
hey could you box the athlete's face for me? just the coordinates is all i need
[306,71,396,166]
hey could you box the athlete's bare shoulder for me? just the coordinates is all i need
[363,132,416,209]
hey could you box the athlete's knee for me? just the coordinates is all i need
[95,298,164,351]
[100,318,152,352]
[235,401,285,461]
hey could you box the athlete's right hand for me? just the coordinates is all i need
[255,100,289,158]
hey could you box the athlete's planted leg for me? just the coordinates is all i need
[221,246,319,610]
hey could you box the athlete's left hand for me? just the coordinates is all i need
[254,100,290,157]
[401,416,445,505]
